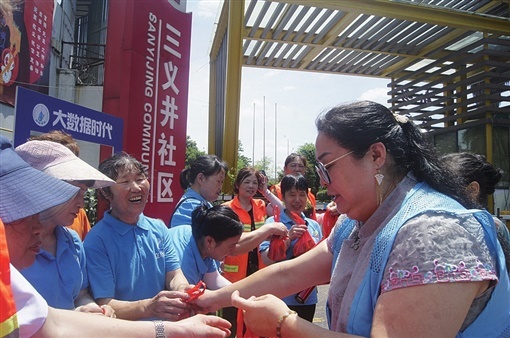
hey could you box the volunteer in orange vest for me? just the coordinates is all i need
[270,153,317,220]
[222,167,287,337]
[1,218,20,338]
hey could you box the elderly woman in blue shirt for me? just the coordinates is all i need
[15,140,115,316]
[84,152,193,320]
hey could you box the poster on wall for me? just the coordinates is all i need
[103,0,191,223]
[0,0,53,105]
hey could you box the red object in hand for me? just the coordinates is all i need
[184,280,206,302]
[267,235,288,262]
[289,211,315,257]
[268,205,288,261]
[293,230,316,257]
[273,205,280,222]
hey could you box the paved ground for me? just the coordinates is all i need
[312,284,329,329]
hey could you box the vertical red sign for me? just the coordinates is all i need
[103,0,191,223]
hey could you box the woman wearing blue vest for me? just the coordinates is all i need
[193,101,510,337]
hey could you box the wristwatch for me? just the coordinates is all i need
[153,320,165,338]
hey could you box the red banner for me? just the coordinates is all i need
[0,0,52,105]
[103,0,191,223]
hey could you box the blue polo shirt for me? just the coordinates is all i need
[21,227,87,309]
[260,210,322,306]
[169,189,211,227]
[84,212,180,301]
[168,225,218,285]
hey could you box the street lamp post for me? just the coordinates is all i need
[283,135,289,155]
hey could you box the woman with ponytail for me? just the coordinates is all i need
[193,101,510,337]
[442,152,510,275]
[170,155,228,227]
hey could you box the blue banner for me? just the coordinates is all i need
[13,87,123,151]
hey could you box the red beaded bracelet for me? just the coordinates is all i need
[276,310,297,338]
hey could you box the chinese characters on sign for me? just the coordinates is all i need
[28,5,49,79]
[14,87,123,152]
[142,11,190,205]
[103,0,190,223]
[52,109,114,140]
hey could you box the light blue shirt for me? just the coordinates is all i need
[260,210,322,306]
[168,225,218,285]
[84,212,180,301]
[21,227,87,309]
[169,188,211,227]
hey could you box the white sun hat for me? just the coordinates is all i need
[15,140,115,188]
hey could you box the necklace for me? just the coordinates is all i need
[350,221,364,250]
[350,228,360,251]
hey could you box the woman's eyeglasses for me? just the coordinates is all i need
[315,151,354,185]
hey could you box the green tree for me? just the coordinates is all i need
[254,156,273,175]
[296,143,320,195]
[185,135,205,167]
[237,140,251,171]
[223,140,252,189]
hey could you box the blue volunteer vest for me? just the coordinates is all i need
[328,182,510,337]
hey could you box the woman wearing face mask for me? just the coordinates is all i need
[270,154,317,220]
[15,140,116,317]
[170,155,229,227]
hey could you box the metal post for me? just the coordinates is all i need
[274,102,277,180]
[252,102,255,166]
[263,95,266,170]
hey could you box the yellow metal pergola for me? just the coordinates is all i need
[209,0,510,193]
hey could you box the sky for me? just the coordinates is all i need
[185,0,390,178]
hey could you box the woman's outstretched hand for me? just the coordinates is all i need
[231,290,292,337]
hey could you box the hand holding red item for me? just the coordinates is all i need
[289,211,316,257]
[267,206,289,262]
[184,281,206,302]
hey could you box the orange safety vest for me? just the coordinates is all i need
[270,183,317,220]
[222,197,267,283]
[0,218,19,337]
[66,208,91,241]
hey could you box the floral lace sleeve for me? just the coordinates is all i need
[381,212,498,293]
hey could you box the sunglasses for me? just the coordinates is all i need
[315,151,354,185]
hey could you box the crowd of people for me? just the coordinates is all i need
[1,100,510,337]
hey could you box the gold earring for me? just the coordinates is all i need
[375,170,384,205]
